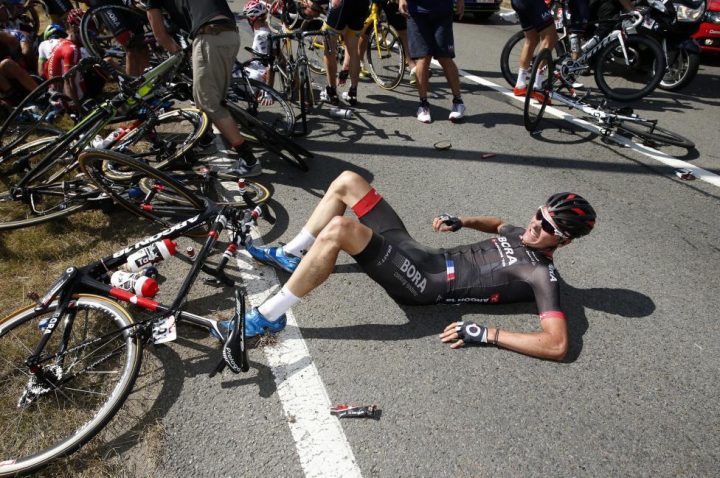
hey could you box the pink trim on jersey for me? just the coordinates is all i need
[540,311,566,321]
[351,189,382,219]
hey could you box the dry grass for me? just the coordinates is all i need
[0,208,169,477]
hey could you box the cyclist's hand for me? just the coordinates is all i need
[259,91,274,106]
[433,214,462,232]
[440,321,487,349]
[398,0,410,18]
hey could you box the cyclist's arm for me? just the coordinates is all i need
[433,216,506,234]
[442,318,568,361]
[619,0,634,12]
[146,8,181,54]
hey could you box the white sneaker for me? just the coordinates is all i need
[571,81,584,89]
[449,102,466,122]
[417,104,431,123]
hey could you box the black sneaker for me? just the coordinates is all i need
[325,86,339,106]
[194,131,217,154]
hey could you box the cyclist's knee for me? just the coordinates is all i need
[319,216,358,244]
[331,170,367,195]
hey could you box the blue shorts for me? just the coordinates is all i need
[511,0,555,32]
[406,13,455,59]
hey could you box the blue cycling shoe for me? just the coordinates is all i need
[210,308,287,340]
[247,244,300,273]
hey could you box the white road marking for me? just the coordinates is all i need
[439,61,720,189]
[213,163,361,478]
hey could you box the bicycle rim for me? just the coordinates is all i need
[305,33,328,75]
[594,35,665,102]
[618,120,695,149]
[229,79,296,137]
[366,24,406,90]
[79,149,207,229]
[0,295,141,477]
[0,77,66,156]
[102,108,209,180]
[266,0,285,33]
[524,49,553,132]
[0,137,92,231]
[139,171,271,207]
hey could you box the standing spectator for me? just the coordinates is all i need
[399,0,466,123]
[510,0,557,100]
[144,0,261,177]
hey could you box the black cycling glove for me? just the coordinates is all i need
[455,321,488,344]
[438,214,462,231]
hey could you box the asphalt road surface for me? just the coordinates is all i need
[122,7,720,477]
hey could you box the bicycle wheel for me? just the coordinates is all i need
[0,137,94,231]
[594,34,665,102]
[266,0,285,33]
[0,295,142,477]
[366,23,405,90]
[79,149,207,228]
[229,78,296,137]
[0,76,66,156]
[617,120,695,149]
[659,48,701,92]
[305,32,329,75]
[500,31,568,88]
[524,48,554,132]
[80,4,165,75]
[102,108,210,181]
[139,171,271,207]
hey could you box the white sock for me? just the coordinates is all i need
[534,69,545,90]
[259,286,300,322]
[516,68,528,89]
[283,228,315,258]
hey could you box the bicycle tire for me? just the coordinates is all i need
[79,149,207,228]
[139,171,272,207]
[617,120,695,149]
[101,108,209,181]
[593,34,665,102]
[0,295,142,477]
[266,0,285,34]
[500,31,568,88]
[305,32,331,76]
[229,78,296,137]
[366,23,405,90]
[0,76,67,156]
[80,4,167,76]
[659,49,701,92]
[524,48,553,132]
[0,136,94,231]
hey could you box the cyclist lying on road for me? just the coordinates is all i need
[214,171,597,361]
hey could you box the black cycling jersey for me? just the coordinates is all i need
[146,0,234,38]
[350,191,565,320]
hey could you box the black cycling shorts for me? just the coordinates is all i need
[511,0,555,32]
[350,193,447,306]
[324,0,368,34]
[406,12,455,59]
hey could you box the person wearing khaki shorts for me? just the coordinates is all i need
[145,0,262,176]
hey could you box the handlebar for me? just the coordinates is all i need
[270,29,331,41]
[621,10,644,29]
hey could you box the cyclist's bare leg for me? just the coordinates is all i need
[415,55,431,97]
[344,32,361,88]
[399,29,416,70]
[0,59,38,92]
[436,57,461,96]
[213,115,248,149]
[324,35,339,88]
[283,171,374,296]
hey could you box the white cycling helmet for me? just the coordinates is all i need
[242,0,267,24]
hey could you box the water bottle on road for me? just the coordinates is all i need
[329,107,353,119]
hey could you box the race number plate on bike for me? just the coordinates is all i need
[153,315,178,344]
